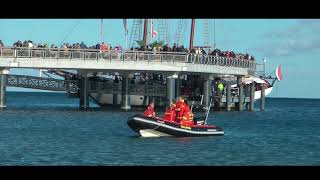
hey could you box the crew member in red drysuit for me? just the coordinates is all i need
[180,103,194,126]
[175,97,187,123]
[164,103,176,122]
[144,102,156,118]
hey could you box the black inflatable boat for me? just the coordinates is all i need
[127,114,224,137]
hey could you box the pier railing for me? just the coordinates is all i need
[89,81,167,97]
[0,47,256,69]
[7,74,79,92]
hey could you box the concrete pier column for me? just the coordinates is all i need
[238,83,244,111]
[113,94,118,105]
[226,83,231,111]
[203,79,211,107]
[79,76,89,110]
[249,82,255,111]
[260,84,265,111]
[175,77,180,98]
[121,74,131,110]
[237,76,244,111]
[0,68,9,109]
[166,76,176,107]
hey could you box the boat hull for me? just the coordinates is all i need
[127,115,224,137]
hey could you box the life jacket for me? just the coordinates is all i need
[164,108,176,122]
[180,111,194,127]
[175,101,186,121]
[144,106,155,117]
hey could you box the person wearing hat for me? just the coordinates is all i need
[164,102,177,122]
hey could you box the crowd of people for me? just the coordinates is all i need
[208,49,255,61]
[10,40,122,52]
[1,39,255,61]
[131,43,188,53]
[144,97,194,127]
[130,43,255,61]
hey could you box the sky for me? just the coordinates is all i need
[0,19,319,99]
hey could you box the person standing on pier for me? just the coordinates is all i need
[144,102,156,118]
[217,82,224,96]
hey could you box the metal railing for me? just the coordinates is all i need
[0,47,256,69]
[88,81,167,97]
[7,74,79,92]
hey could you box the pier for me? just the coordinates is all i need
[0,47,267,111]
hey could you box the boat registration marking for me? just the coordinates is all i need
[180,125,191,130]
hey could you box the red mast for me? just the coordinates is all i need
[189,19,195,50]
[143,19,148,48]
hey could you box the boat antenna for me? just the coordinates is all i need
[203,97,213,125]
[190,100,195,112]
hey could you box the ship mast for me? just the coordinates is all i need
[189,19,195,50]
[143,19,148,48]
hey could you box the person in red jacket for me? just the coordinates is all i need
[144,102,156,118]
[175,97,186,123]
[180,103,194,126]
[164,103,176,122]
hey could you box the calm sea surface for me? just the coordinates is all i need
[0,92,319,165]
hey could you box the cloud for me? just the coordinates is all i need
[256,19,320,57]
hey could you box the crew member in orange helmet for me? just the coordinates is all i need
[164,102,177,122]
[144,102,156,118]
[175,97,186,123]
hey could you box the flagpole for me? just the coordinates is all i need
[125,29,128,50]
[100,19,103,51]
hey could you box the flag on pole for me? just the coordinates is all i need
[150,19,158,38]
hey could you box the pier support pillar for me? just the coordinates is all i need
[237,76,244,111]
[260,84,265,111]
[0,69,9,109]
[79,76,89,110]
[175,77,180,98]
[249,82,255,111]
[203,79,211,107]
[226,83,231,111]
[166,76,176,107]
[121,74,131,110]
[113,94,118,105]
